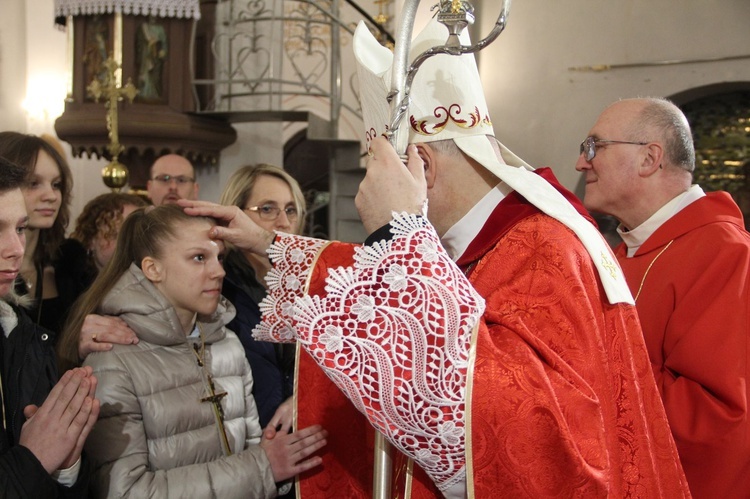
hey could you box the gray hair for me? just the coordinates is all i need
[628,97,696,173]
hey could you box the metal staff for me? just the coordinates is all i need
[387,0,512,155]
[373,1,512,497]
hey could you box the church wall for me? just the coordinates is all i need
[0,0,29,134]
[475,0,750,192]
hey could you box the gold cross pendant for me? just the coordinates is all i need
[201,374,228,420]
[200,373,232,456]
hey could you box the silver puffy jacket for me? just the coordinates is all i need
[83,264,277,498]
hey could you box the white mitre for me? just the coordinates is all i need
[353,19,633,305]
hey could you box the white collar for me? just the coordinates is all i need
[618,185,705,257]
[441,183,511,261]
[0,300,18,338]
[187,323,200,338]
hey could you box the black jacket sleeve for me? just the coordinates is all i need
[0,445,92,499]
[0,445,61,498]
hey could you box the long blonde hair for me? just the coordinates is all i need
[58,205,213,372]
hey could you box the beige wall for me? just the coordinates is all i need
[2,0,750,221]
[476,0,750,191]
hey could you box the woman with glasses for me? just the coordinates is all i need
[219,164,306,440]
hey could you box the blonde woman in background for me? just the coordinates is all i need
[219,164,306,432]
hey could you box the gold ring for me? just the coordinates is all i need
[92,333,97,343]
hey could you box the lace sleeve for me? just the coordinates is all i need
[291,213,485,492]
[252,233,329,343]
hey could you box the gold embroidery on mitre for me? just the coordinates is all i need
[410,104,491,136]
[600,252,619,281]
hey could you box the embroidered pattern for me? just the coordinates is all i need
[254,213,485,492]
[254,235,327,342]
[600,252,619,281]
[410,104,491,136]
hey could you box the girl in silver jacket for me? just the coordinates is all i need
[64,205,327,498]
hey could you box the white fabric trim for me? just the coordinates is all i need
[455,135,635,305]
[0,300,18,338]
[354,19,632,305]
[52,457,81,488]
[442,183,509,261]
[619,185,705,257]
[54,0,201,19]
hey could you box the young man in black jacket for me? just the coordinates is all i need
[0,155,99,497]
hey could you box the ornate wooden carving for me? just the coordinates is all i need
[55,5,235,190]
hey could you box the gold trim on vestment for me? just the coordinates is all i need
[465,321,480,498]
[635,240,674,302]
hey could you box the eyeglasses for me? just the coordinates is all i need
[245,204,299,221]
[152,174,195,185]
[579,136,648,162]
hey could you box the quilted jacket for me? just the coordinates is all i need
[83,264,276,498]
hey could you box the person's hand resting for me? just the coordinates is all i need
[19,366,100,474]
[355,138,428,234]
[260,421,327,483]
[79,314,138,360]
[264,397,294,440]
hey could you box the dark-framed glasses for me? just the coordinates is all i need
[579,136,648,162]
[152,174,195,185]
[245,204,299,221]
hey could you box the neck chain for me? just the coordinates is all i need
[191,324,232,456]
[634,240,674,302]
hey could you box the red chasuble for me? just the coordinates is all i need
[615,191,750,499]
[258,171,689,497]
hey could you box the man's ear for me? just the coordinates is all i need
[640,142,664,177]
[141,256,163,283]
[416,143,437,189]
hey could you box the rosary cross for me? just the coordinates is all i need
[201,373,228,419]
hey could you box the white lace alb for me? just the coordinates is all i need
[254,213,485,492]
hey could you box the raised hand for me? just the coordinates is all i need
[355,138,428,234]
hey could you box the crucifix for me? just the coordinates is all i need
[202,373,233,455]
[88,56,138,191]
[193,343,233,456]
